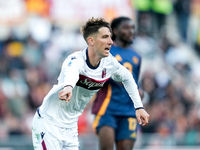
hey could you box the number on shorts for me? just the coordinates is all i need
[128,117,137,130]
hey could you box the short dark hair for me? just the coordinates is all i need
[81,17,111,42]
[111,17,131,40]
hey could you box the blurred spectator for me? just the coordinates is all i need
[174,0,191,42]
[151,0,173,37]
[133,0,153,36]
[26,0,51,17]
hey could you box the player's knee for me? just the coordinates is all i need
[117,140,135,150]
[100,145,113,150]
[100,138,114,150]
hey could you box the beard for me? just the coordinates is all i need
[119,36,133,45]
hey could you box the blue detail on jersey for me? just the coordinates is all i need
[68,57,77,66]
[71,57,77,60]
[68,61,72,66]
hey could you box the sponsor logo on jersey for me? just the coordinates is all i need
[76,74,109,90]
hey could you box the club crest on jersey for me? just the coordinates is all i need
[102,68,106,78]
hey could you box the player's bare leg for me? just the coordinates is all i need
[116,139,135,150]
[99,126,115,150]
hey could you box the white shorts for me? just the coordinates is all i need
[32,111,79,150]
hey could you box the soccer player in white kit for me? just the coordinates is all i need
[32,17,150,150]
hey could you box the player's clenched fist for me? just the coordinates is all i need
[58,86,73,103]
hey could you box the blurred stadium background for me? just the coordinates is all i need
[0,0,200,150]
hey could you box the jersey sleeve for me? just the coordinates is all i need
[111,57,143,109]
[61,56,82,88]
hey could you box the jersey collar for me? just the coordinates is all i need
[86,48,100,69]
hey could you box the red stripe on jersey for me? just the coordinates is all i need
[42,140,47,150]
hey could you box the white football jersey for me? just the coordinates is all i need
[39,48,143,128]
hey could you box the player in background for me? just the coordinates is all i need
[32,17,149,150]
[92,17,144,150]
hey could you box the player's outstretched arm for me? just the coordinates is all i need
[58,86,73,103]
[136,108,150,126]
